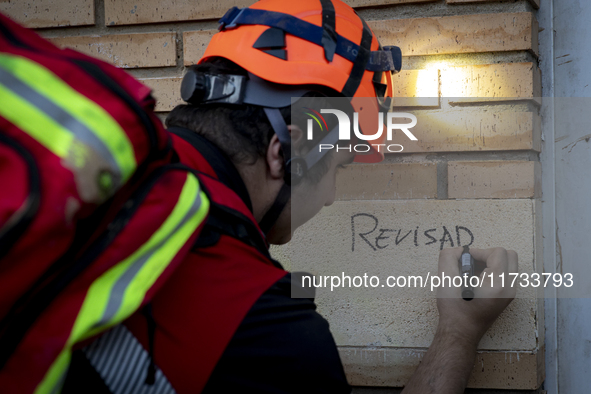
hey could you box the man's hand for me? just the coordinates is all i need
[437,247,518,346]
[402,247,518,394]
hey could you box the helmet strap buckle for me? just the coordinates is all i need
[218,7,246,31]
[285,157,307,186]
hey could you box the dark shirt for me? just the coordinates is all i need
[203,273,351,393]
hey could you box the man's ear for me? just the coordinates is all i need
[266,134,284,180]
[266,125,304,180]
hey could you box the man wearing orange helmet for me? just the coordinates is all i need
[63,1,517,393]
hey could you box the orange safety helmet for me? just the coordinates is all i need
[182,0,402,233]
[198,0,401,164]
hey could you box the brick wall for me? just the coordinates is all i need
[1,0,542,391]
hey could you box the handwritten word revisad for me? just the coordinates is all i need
[351,213,474,252]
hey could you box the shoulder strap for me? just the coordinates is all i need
[169,127,276,261]
[168,127,253,212]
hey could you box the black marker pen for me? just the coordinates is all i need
[459,245,475,301]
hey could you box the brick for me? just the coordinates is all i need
[469,351,541,389]
[281,199,538,351]
[275,198,546,385]
[440,63,541,100]
[346,0,435,6]
[368,13,538,57]
[447,0,540,10]
[183,30,217,65]
[269,244,293,272]
[105,0,255,26]
[49,33,177,68]
[391,70,439,107]
[0,0,94,28]
[386,110,540,153]
[105,0,438,26]
[341,348,542,389]
[448,161,540,199]
[139,77,183,112]
[336,163,437,200]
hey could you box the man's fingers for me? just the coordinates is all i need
[468,248,495,264]
[470,247,509,276]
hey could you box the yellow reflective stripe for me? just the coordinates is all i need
[93,174,209,331]
[0,83,74,158]
[34,173,209,394]
[0,53,137,183]
[34,351,70,394]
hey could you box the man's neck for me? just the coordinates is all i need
[237,160,282,224]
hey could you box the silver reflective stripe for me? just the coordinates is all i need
[96,191,203,327]
[0,67,122,189]
[83,325,176,394]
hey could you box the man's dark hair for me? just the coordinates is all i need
[165,57,346,184]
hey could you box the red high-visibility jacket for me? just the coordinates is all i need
[62,127,351,394]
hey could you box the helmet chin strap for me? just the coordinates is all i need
[259,183,291,235]
[258,107,341,236]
